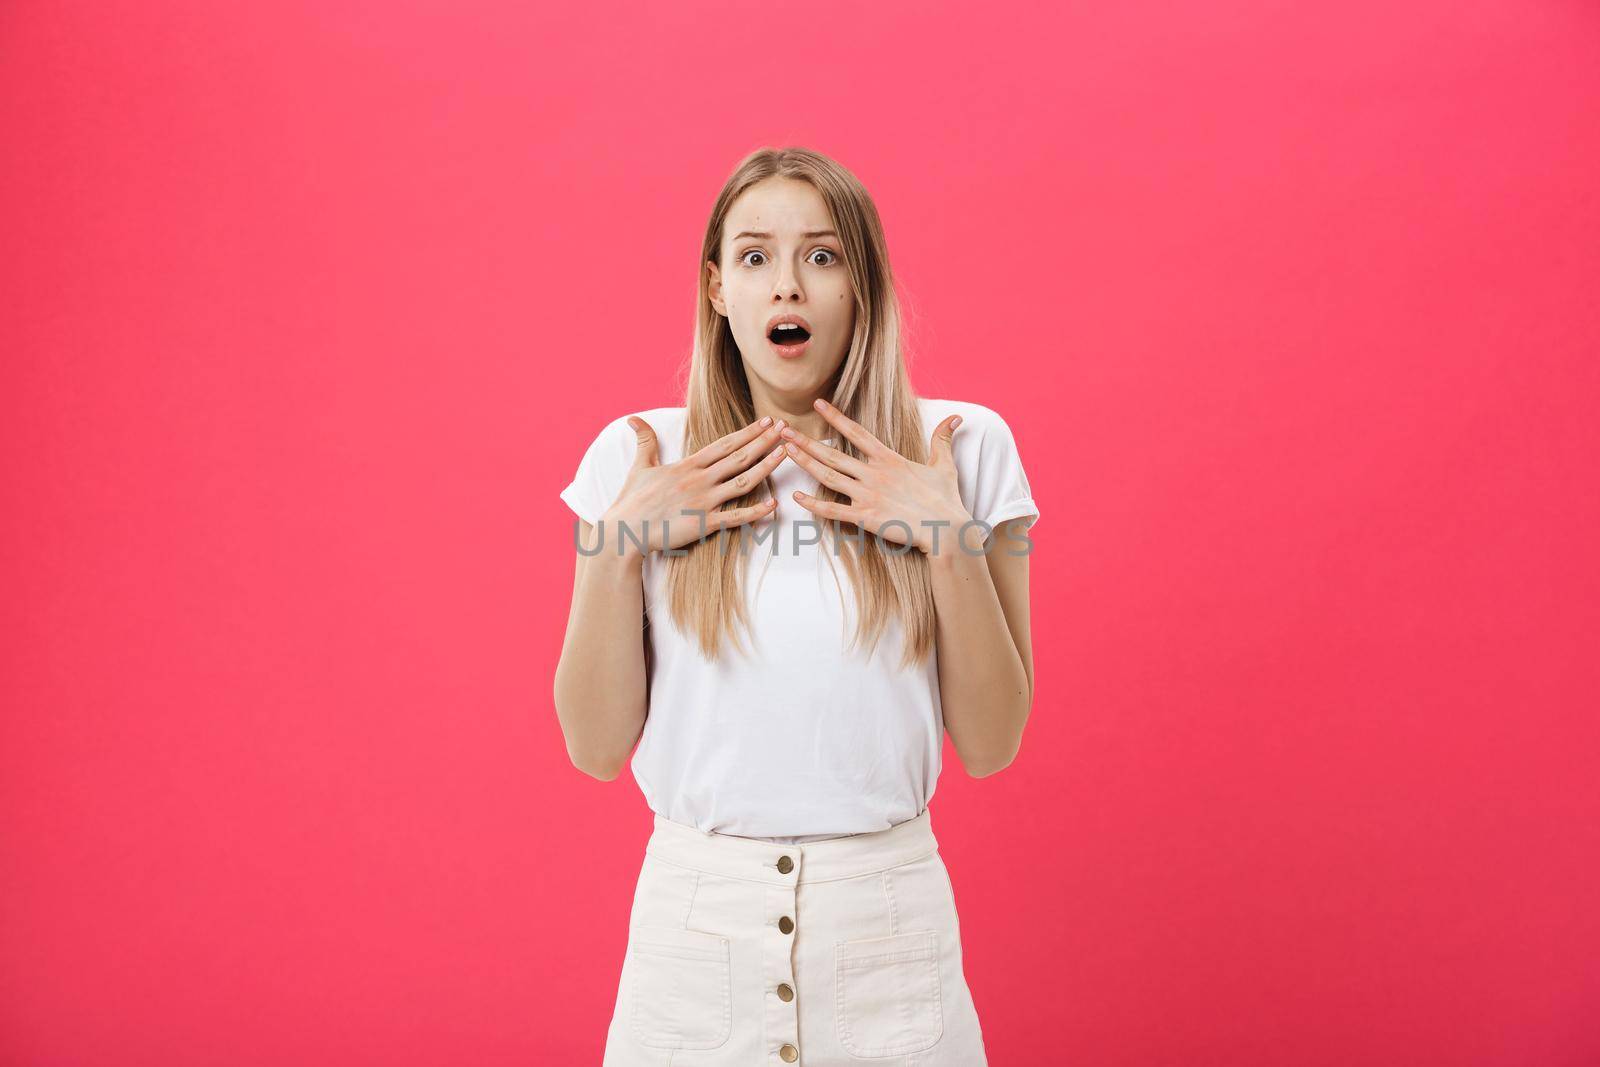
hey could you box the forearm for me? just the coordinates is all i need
[554,533,649,779]
[928,526,1031,776]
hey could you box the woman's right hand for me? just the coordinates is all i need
[597,416,791,556]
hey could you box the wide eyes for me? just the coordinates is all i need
[739,248,838,268]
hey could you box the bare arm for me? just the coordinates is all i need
[775,401,1037,779]
[553,521,648,780]
[552,414,791,780]
[931,518,1036,777]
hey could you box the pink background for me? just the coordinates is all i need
[3,1,1598,1064]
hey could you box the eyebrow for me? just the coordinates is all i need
[732,230,838,241]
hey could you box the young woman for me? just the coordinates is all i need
[555,147,1039,1066]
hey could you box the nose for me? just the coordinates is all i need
[771,260,803,301]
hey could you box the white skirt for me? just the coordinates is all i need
[602,806,989,1065]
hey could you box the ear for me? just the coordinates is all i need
[706,259,727,316]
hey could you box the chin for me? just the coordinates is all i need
[750,360,825,393]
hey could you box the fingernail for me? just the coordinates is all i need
[781,427,795,439]
[760,416,773,426]
[953,416,962,427]
[814,399,829,411]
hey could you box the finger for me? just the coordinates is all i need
[711,438,789,505]
[779,425,868,479]
[705,420,787,483]
[791,488,858,524]
[782,438,861,496]
[707,496,779,531]
[928,414,961,467]
[812,398,889,460]
[626,417,659,469]
[692,417,780,470]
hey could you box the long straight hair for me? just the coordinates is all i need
[665,147,935,670]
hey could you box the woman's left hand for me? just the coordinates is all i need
[780,398,975,557]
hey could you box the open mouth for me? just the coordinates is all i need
[768,324,811,347]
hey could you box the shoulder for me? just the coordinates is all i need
[916,396,1039,529]
[560,406,689,525]
[916,396,1011,428]
[580,405,689,460]
[914,396,1018,451]
[592,404,688,437]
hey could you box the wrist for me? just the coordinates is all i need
[921,510,985,561]
[587,538,646,578]
[586,512,649,569]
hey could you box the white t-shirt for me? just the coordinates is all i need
[559,396,1039,843]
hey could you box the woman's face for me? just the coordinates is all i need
[707,177,856,408]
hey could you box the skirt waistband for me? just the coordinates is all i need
[645,808,940,885]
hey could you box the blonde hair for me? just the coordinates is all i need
[664,146,935,670]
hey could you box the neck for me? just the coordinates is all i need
[753,404,831,441]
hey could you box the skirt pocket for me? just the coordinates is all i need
[834,929,945,1057]
[626,924,733,1050]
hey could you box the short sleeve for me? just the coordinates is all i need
[559,415,638,525]
[958,405,1040,531]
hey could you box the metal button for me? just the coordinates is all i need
[777,854,793,874]
[779,1044,798,1062]
[776,982,794,1002]
[778,915,794,934]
